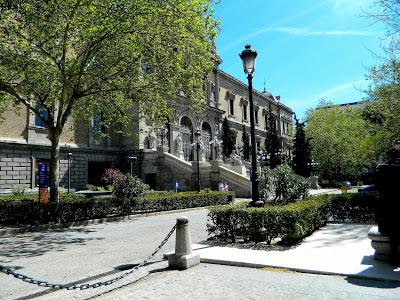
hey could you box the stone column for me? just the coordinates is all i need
[168,217,200,270]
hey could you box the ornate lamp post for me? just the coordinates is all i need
[67,153,72,193]
[195,130,201,191]
[240,45,263,206]
[128,156,137,175]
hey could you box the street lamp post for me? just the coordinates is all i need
[240,45,263,206]
[128,156,137,175]
[67,153,72,193]
[195,130,201,192]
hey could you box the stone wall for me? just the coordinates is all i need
[0,143,120,192]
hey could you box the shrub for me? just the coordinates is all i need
[127,191,234,214]
[85,184,98,191]
[11,185,28,195]
[207,192,378,245]
[259,164,310,205]
[102,168,126,187]
[324,192,378,223]
[113,174,149,198]
[207,197,331,244]
[0,191,233,226]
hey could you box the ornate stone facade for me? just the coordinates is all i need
[0,64,293,193]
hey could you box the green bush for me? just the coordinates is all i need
[324,192,378,223]
[0,191,233,226]
[0,193,85,202]
[259,164,310,205]
[207,192,377,245]
[113,174,149,198]
[207,197,330,244]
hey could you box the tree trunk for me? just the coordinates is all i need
[49,128,61,203]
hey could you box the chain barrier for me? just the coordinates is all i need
[0,223,177,290]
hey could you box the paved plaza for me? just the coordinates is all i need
[1,206,400,299]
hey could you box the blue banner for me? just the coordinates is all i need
[38,162,48,188]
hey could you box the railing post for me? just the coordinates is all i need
[168,217,200,270]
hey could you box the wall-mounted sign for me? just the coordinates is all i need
[38,162,49,204]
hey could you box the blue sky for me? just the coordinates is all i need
[213,0,386,120]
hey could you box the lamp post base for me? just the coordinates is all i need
[250,200,264,207]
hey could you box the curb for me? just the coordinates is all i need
[0,206,208,237]
[200,258,400,283]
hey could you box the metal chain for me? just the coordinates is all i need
[0,223,177,290]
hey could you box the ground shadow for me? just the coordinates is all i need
[345,276,400,288]
[199,238,297,251]
[344,255,400,287]
[0,226,103,261]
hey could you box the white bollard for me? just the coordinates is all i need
[168,217,200,270]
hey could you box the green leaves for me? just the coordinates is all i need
[306,102,369,183]
[0,0,218,130]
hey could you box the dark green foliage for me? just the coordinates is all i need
[113,174,149,198]
[327,192,378,223]
[264,106,281,168]
[241,125,250,161]
[0,193,84,202]
[293,116,312,177]
[207,192,379,244]
[221,117,237,157]
[207,197,330,244]
[259,164,310,204]
[0,191,233,226]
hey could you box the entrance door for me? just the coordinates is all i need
[180,116,193,161]
[202,122,212,161]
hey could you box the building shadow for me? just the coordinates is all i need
[0,227,102,261]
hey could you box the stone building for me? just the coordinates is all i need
[0,63,293,196]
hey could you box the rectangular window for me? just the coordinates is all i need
[255,109,259,124]
[243,104,247,121]
[256,141,261,151]
[229,99,234,115]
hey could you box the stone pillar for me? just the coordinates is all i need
[368,226,400,261]
[168,217,200,270]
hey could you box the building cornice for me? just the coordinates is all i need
[218,69,294,115]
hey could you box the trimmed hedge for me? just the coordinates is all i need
[0,193,85,202]
[0,191,233,226]
[207,192,378,244]
[208,197,331,244]
[327,192,378,223]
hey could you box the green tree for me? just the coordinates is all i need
[241,124,250,161]
[292,115,311,177]
[362,61,400,160]
[221,116,236,157]
[305,101,369,184]
[0,0,218,202]
[264,106,280,168]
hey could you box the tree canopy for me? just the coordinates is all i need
[0,0,218,201]
[292,115,311,177]
[264,106,280,168]
[221,117,236,157]
[306,101,370,184]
